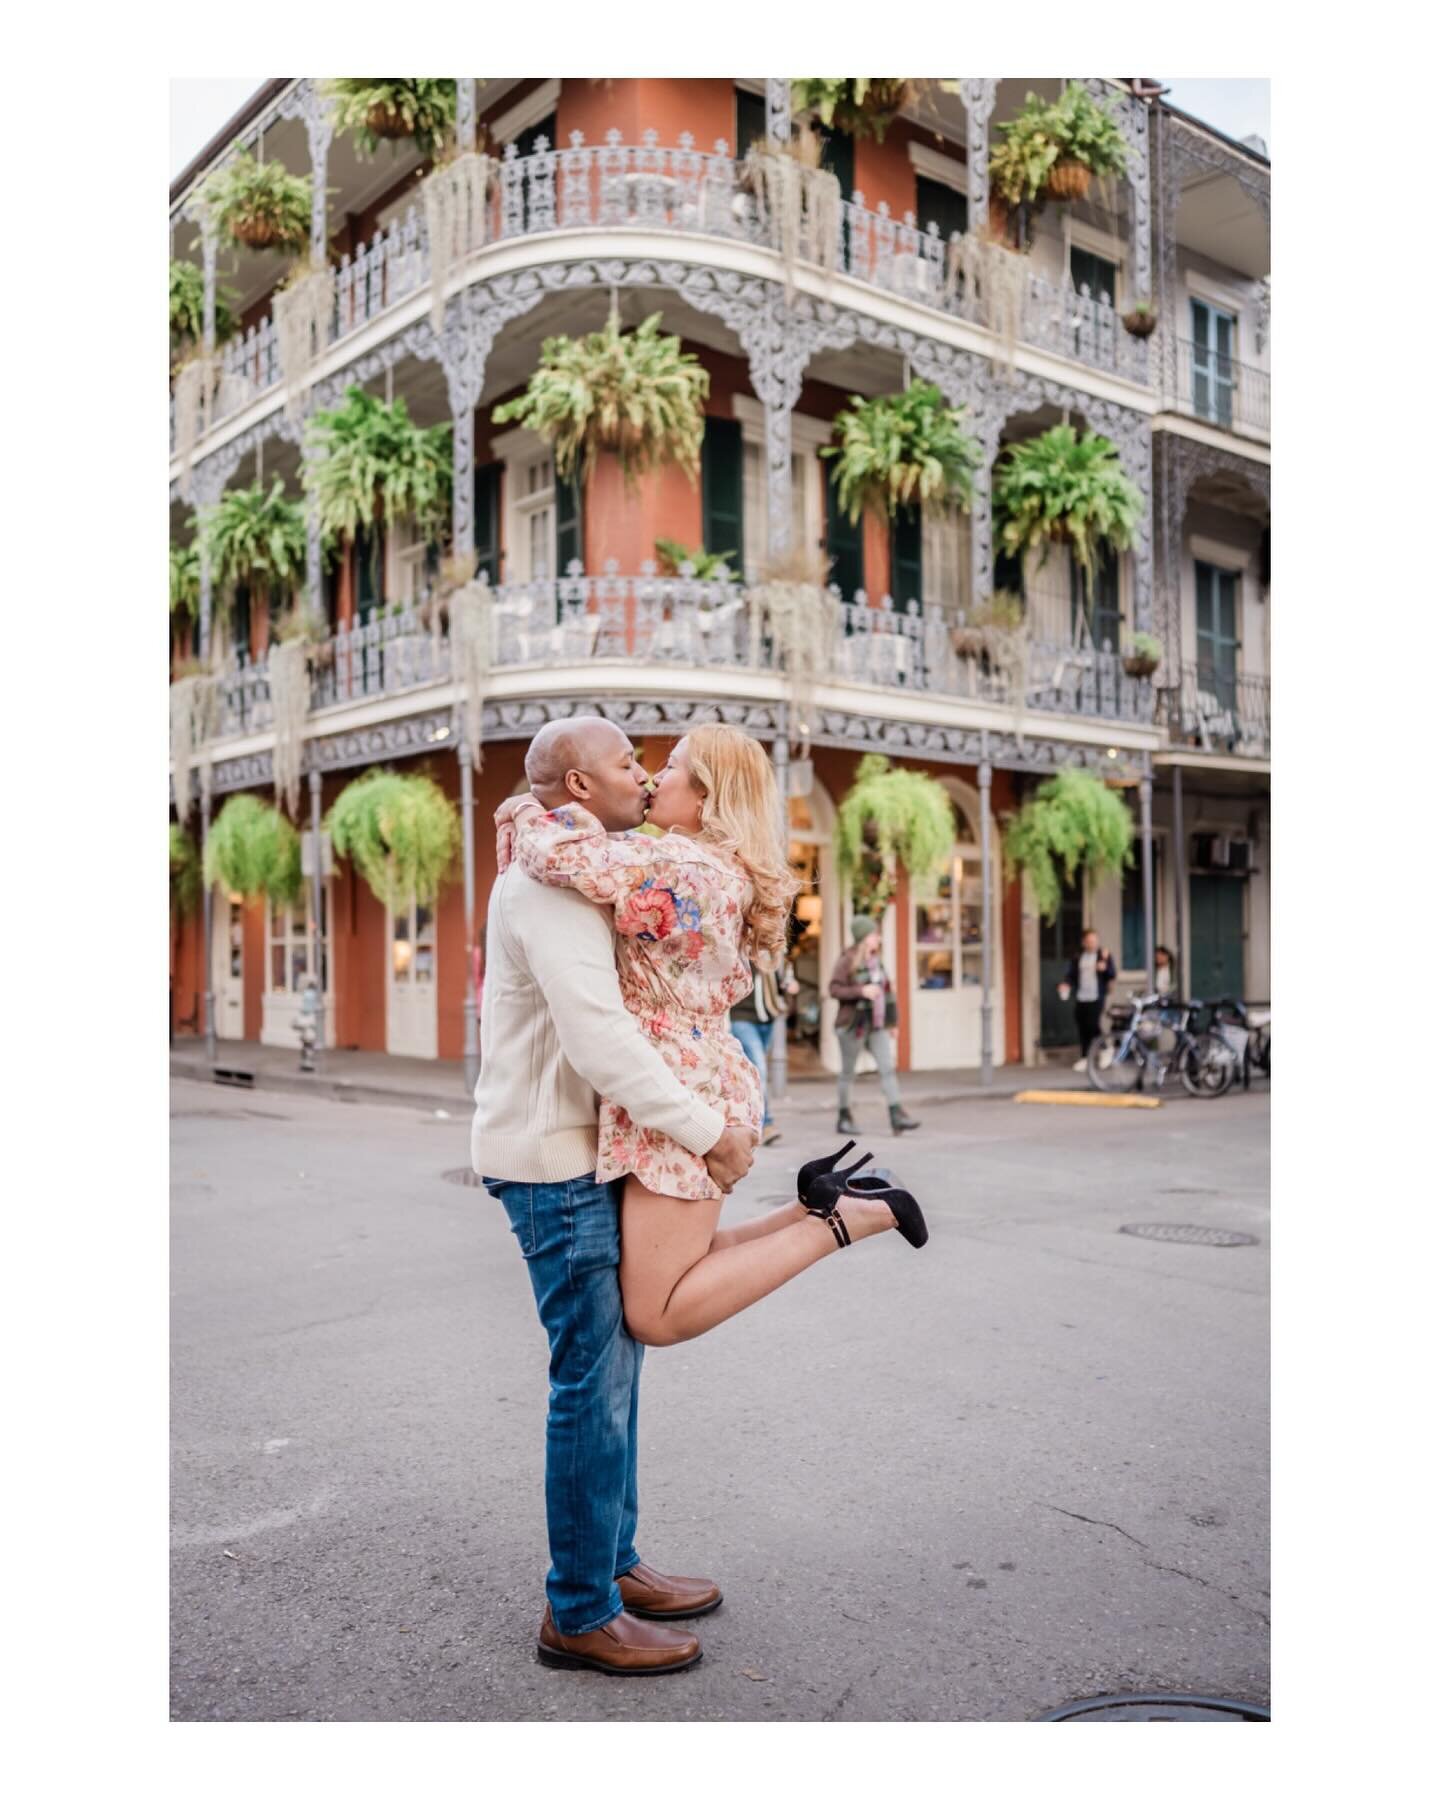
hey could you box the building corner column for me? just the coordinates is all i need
[1139,763,1155,987]
[960,81,998,244]
[979,743,995,1087]
[309,766,326,1072]
[459,715,480,1094]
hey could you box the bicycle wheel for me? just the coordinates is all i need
[1087,1032,1143,1093]
[1181,1033,1235,1098]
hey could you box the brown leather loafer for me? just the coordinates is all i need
[616,1560,723,1621]
[537,1604,702,1675]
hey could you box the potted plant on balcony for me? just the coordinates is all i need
[1121,630,1162,678]
[201,151,313,254]
[837,753,955,914]
[949,589,1024,659]
[989,83,1129,207]
[823,381,983,525]
[493,309,709,486]
[325,768,460,910]
[1003,766,1133,923]
[992,424,1142,600]
[327,80,458,158]
[790,78,962,142]
[1121,299,1157,339]
[204,794,304,905]
[170,541,200,623]
[305,385,453,608]
[654,540,738,581]
[741,123,842,288]
[199,478,309,649]
[169,260,236,367]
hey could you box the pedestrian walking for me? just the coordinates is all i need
[1155,944,1176,996]
[829,917,921,1136]
[1058,927,1116,1070]
[728,962,798,1146]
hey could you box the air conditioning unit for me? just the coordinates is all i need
[1193,834,1258,874]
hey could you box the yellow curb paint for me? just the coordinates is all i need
[1012,1090,1162,1109]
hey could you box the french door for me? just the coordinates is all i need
[1191,298,1237,429]
[1194,560,1239,715]
[386,897,438,1059]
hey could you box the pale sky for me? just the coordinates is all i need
[170,77,1270,182]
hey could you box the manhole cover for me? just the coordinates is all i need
[1040,1692,1269,1721]
[1119,1223,1258,1248]
[442,1168,486,1187]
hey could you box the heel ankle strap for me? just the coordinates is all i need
[808,1206,851,1249]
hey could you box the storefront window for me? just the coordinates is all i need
[914,804,983,990]
[268,890,329,994]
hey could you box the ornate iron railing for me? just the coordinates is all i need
[206,565,1156,739]
[1168,661,1269,757]
[178,129,1153,438]
[1161,335,1270,436]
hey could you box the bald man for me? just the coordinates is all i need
[472,716,755,1675]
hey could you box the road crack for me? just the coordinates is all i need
[1038,1503,1268,1626]
[1037,1503,1150,1549]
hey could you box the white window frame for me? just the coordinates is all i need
[1064,216,1129,307]
[266,888,332,999]
[907,140,969,195]
[493,424,556,582]
[490,78,561,148]
[732,395,828,581]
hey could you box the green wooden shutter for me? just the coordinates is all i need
[1069,246,1117,306]
[826,471,864,601]
[993,545,1025,600]
[1195,559,1239,713]
[702,416,744,565]
[820,127,855,201]
[916,175,967,242]
[735,88,767,157]
[473,463,501,584]
[891,506,923,607]
[554,467,583,577]
[1071,542,1122,650]
[515,111,558,158]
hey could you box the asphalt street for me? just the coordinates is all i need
[170,1076,1270,1721]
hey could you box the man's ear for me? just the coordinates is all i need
[564,767,590,802]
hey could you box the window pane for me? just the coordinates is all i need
[416,905,435,942]
[917,951,954,989]
[272,946,286,989]
[414,946,435,983]
[291,946,308,990]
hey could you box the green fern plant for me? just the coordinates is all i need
[654,539,737,581]
[170,541,200,618]
[327,79,457,157]
[990,84,1129,204]
[201,152,312,254]
[836,753,956,905]
[304,386,453,559]
[993,425,1142,598]
[326,769,461,909]
[170,260,236,358]
[199,479,308,606]
[203,794,302,904]
[1003,767,1133,923]
[493,311,709,487]
[170,823,202,918]
[790,78,960,142]
[822,382,982,525]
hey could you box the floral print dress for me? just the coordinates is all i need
[512,802,763,1201]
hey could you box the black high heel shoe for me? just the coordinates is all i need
[844,1173,929,1250]
[796,1142,873,1209]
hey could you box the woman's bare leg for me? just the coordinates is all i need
[620,1179,895,1347]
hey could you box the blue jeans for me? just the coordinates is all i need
[483,1172,642,1635]
[729,1018,774,1127]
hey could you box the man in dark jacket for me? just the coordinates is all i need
[1058,928,1117,1070]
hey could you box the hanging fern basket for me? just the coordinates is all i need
[1122,308,1158,339]
[203,795,303,905]
[1045,157,1091,202]
[230,213,281,249]
[1122,647,1160,678]
[366,102,412,140]
[836,753,955,905]
[326,768,461,911]
[1003,768,1133,925]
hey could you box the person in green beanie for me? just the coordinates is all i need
[828,916,920,1136]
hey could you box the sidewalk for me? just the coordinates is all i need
[169,1036,1086,1114]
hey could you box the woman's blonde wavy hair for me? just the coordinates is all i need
[684,724,799,971]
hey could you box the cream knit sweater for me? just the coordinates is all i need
[470,863,726,1183]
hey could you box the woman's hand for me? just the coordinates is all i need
[494,794,542,874]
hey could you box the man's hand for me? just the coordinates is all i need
[1058,982,1072,1001]
[494,794,541,874]
[704,1124,758,1194]
[862,983,883,1001]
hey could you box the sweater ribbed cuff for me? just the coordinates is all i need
[668,1101,726,1157]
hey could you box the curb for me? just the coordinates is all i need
[169,1058,468,1116]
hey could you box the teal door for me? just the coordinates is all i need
[1189,875,1245,1002]
[1039,877,1086,1047]
[1191,298,1236,428]
[1194,559,1239,715]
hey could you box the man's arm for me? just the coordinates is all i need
[513,881,750,1176]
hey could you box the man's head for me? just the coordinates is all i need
[1081,927,1099,952]
[524,717,649,831]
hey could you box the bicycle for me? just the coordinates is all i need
[1209,996,1270,1090]
[1086,992,1235,1098]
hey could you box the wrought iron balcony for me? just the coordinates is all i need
[177,129,1152,445]
[205,566,1156,742]
[1160,335,1270,437]
[1166,661,1270,758]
